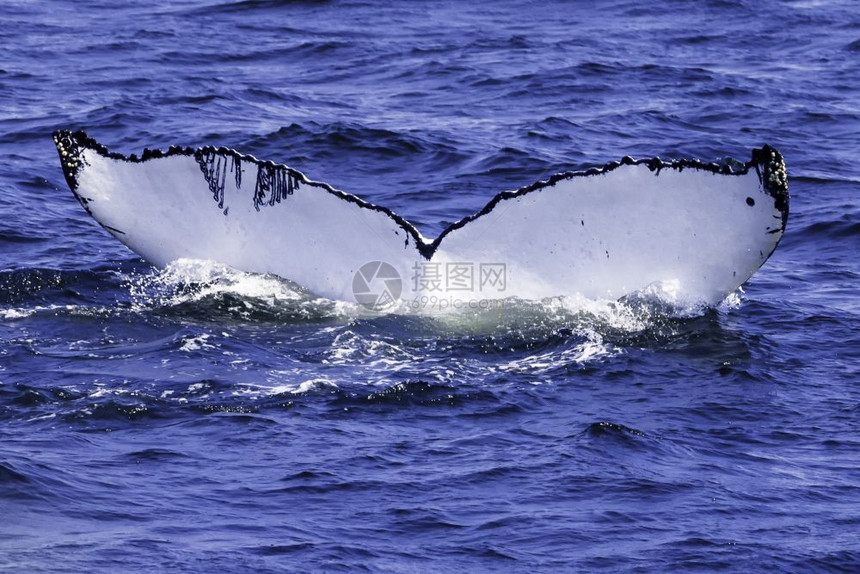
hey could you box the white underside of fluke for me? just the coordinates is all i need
[55,132,788,308]
[436,165,782,303]
[75,152,421,303]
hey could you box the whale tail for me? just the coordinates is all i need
[53,130,788,307]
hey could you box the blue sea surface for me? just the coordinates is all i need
[1,0,859,572]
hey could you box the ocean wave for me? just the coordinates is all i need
[122,259,352,324]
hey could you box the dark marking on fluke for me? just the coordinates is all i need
[252,162,300,211]
[195,149,242,210]
[52,130,789,261]
[751,145,790,230]
[52,131,87,197]
[195,148,301,211]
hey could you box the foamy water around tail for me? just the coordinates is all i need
[88,259,726,399]
[2,258,729,418]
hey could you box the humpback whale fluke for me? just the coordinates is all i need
[53,130,788,308]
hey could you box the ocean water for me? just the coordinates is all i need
[1,0,859,572]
